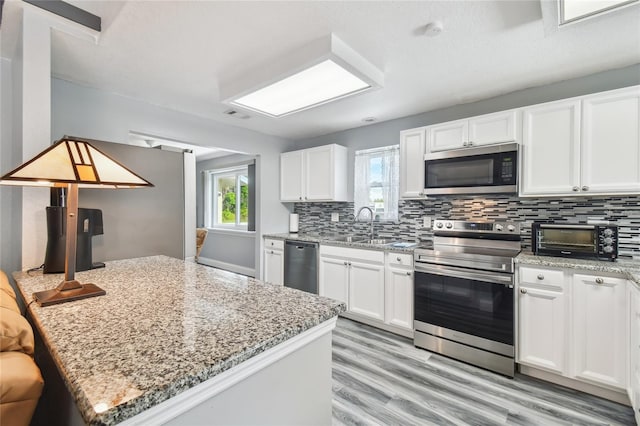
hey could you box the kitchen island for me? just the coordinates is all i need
[14,255,345,425]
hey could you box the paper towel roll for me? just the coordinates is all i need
[289,213,299,233]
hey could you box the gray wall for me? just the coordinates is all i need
[0,57,22,278]
[51,78,292,278]
[291,63,640,200]
[79,140,185,261]
[196,153,257,273]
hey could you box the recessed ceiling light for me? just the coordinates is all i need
[221,34,384,118]
[559,0,637,24]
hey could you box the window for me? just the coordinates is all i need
[559,0,636,24]
[354,145,399,222]
[204,166,249,229]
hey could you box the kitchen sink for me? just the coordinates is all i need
[367,239,397,245]
[327,235,368,243]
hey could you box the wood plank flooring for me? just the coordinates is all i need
[332,318,636,426]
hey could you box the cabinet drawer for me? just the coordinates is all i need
[519,266,564,287]
[264,239,284,251]
[386,252,413,268]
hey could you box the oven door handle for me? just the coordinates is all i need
[414,262,513,285]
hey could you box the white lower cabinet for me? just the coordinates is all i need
[348,260,385,321]
[385,253,414,330]
[518,285,566,374]
[572,273,627,389]
[319,246,385,322]
[319,246,414,335]
[263,239,284,285]
[628,282,640,422]
[517,265,630,394]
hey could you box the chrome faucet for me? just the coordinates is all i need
[355,206,375,241]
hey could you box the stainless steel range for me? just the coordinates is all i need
[413,220,521,377]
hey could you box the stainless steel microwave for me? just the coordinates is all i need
[532,222,618,261]
[424,143,518,195]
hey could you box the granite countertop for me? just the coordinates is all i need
[516,252,640,288]
[264,233,421,253]
[14,255,345,425]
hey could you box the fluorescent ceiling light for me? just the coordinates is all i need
[221,34,384,118]
[559,0,638,24]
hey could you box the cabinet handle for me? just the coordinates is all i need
[582,186,589,191]
[537,274,544,280]
[463,142,468,147]
[348,262,352,266]
[344,261,348,266]
[595,277,604,284]
[520,288,527,294]
[468,141,473,146]
[396,257,402,262]
[406,272,411,276]
[270,250,274,254]
[572,186,579,192]
[299,196,303,200]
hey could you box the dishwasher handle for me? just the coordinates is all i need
[285,240,319,250]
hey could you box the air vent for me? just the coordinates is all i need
[223,109,251,119]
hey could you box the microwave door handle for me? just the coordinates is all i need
[414,263,513,285]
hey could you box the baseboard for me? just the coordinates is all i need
[341,312,414,339]
[519,365,631,406]
[185,256,196,263]
[197,257,255,277]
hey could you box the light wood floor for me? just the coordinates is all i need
[332,318,636,426]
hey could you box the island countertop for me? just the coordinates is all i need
[14,255,345,425]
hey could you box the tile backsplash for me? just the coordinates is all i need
[294,195,640,259]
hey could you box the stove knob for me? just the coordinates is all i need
[507,225,516,232]
[436,222,443,229]
[495,224,504,231]
[445,222,453,229]
[603,237,613,245]
[603,229,613,237]
[603,246,613,253]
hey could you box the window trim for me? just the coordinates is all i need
[353,144,399,223]
[204,165,249,230]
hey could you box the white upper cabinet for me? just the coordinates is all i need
[280,151,305,202]
[399,127,427,198]
[428,109,519,152]
[520,99,582,195]
[581,88,640,194]
[280,144,348,202]
[521,86,640,197]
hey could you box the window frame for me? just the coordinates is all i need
[353,145,399,223]
[204,166,249,230]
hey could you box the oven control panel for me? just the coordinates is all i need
[433,220,520,234]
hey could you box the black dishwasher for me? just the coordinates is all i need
[284,240,318,294]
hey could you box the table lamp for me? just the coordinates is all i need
[0,136,153,306]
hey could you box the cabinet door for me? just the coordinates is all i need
[572,274,627,389]
[318,256,349,305]
[518,286,566,374]
[581,88,640,194]
[629,284,640,414]
[280,151,304,201]
[428,119,468,152]
[385,266,413,330]
[520,100,581,196]
[264,249,284,285]
[305,145,334,201]
[469,110,519,146]
[349,260,385,321]
[399,128,427,198]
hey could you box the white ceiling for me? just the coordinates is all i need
[2,1,639,141]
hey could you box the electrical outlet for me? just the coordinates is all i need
[422,216,431,228]
[331,212,340,222]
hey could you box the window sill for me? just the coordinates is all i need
[207,228,256,238]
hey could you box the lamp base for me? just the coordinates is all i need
[33,282,106,307]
